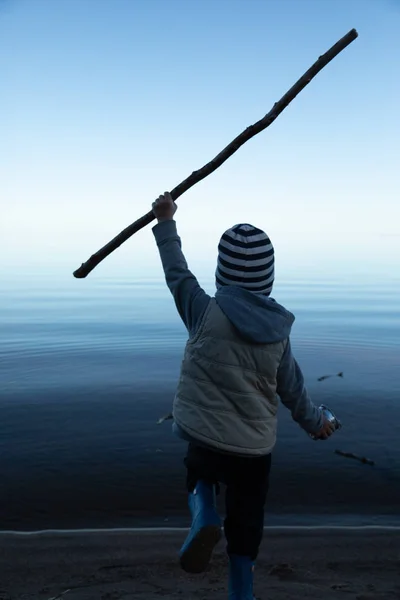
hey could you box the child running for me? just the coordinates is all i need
[151,192,335,600]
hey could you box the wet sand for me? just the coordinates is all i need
[1,528,399,599]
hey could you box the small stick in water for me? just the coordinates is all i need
[157,413,173,425]
[318,371,344,381]
[335,449,375,466]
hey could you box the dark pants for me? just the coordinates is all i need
[184,443,272,560]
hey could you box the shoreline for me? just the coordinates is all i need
[2,523,400,536]
[1,529,399,599]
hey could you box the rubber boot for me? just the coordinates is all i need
[179,480,222,573]
[228,554,255,600]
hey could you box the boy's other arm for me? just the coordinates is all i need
[276,340,323,435]
[152,219,210,335]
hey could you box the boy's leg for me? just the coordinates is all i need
[184,442,220,493]
[179,443,222,573]
[224,453,272,599]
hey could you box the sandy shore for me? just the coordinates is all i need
[1,528,399,599]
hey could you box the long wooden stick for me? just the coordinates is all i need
[73,28,358,278]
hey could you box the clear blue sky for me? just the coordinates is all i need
[1,0,399,278]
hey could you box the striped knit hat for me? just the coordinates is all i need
[216,224,274,295]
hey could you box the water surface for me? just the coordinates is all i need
[1,270,399,530]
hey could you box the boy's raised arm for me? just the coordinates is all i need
[152,194,210,336]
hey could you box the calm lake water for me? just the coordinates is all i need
[1,269,399,530]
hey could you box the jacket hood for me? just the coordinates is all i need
[215,285,294,343]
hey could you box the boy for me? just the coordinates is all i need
[152,192,335,600]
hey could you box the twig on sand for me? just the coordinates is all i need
[335,450,375,466]
[47,590,71,600]
[73,28,358,278]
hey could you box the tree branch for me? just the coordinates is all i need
[73,28,358,278]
